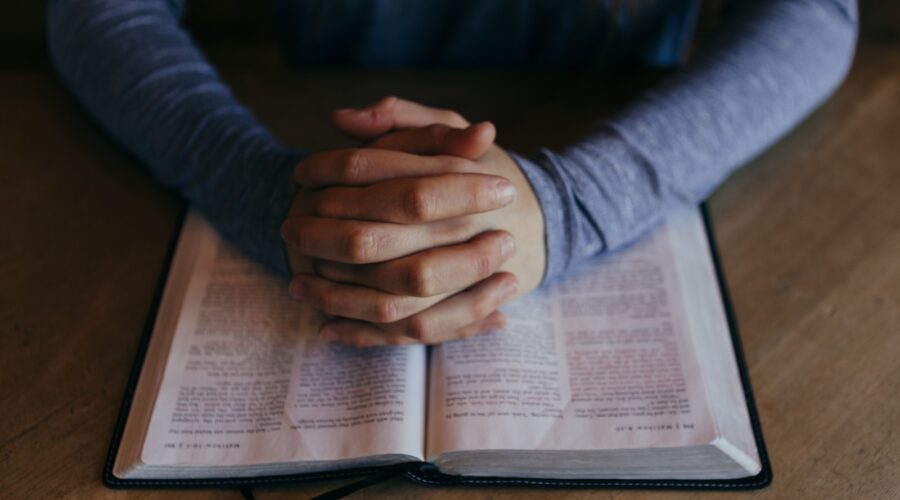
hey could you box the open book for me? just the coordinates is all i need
[107,207,770,489]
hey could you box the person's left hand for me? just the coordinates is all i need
[282,97,546,346]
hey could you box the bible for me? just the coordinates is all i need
[105,206,771,490]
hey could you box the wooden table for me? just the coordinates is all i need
[2,38,899,499]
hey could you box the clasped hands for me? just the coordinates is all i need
[281,97,546,347]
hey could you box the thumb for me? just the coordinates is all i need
[368,122,496,160]
[332,96,470,141]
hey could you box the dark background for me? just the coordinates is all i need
[3,1,899,69]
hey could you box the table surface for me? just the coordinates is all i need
[2,37,899,499]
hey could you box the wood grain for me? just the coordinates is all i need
[1,34,898,500]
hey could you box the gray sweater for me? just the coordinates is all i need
[47,0,858,284]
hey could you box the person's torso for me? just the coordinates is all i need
[274,0,700,68]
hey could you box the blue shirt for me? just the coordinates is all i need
[274,0,698,68]
[46,0,858,283]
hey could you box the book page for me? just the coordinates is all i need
[134,214,426,472]
[426,209,718,459]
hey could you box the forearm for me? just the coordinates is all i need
[521,0,858,283]
[47,0,303,276]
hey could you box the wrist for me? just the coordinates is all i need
[506,150,561,286]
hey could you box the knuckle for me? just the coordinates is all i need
[402,185,435,222]
[405,261,436,297]
[345,226,378,263]
[374,297,402,323]
[341,150,369,183]
[473,251,495,280]
[405,317,431,342]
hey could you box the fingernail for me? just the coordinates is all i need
[494,180,516,205]
[500,278,519,301]
[500,235,516,260]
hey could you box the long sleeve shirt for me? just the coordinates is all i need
[46,0,858,284]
